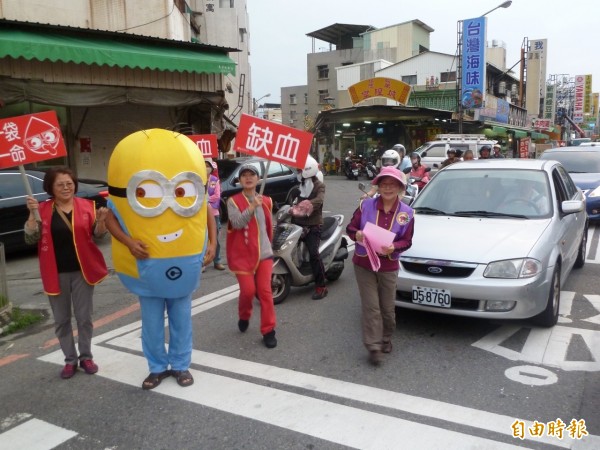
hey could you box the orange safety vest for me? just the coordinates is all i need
[38,197,108,295]
[226,192,272,275]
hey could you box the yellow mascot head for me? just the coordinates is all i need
[107,129,207,297]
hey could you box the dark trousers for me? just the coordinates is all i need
[304,225,326,287]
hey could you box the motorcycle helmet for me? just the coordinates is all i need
[300,155,319,179]
[410,152,421,163]
[392,144,406,156]
[381,149,400,167]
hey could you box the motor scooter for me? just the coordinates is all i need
[364,161,378,180]
[343,159,359,180]
[271,205,348,304]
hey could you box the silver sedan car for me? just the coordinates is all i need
[396,159,588,327]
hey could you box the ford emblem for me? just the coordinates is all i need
[428,267,443,274]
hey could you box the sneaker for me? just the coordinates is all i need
[381,341,393,354]
[214,263,226,270]
[238,319,249,333]
[263,330,277,348]
[368,350,382,366]
[80,359,99,374]
[311,286,328,300]
[60,363,77,379]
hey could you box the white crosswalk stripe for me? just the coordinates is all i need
[33,286,600,449]
[0,418,77,450]
[585,224,600,264]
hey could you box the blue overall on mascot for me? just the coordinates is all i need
[106,128,208,390]
[107,129,208,297]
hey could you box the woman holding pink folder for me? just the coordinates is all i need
[346,166,414,366]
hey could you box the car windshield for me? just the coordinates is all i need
[217,160,241,179]
[413,168,552,219]
[540,151,600,173]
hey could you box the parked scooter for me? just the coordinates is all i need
[364,160,378,180]
[271,205,348,304]
[343,158,359,180]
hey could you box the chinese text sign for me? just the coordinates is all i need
[234,114,313,169]
[0,110,67,169]
[461,17,486,110]
[187,134,218,159]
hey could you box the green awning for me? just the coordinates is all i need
[513,130,528,139]
[492,126,508,137]
[531,132,549,140]
[0,28,236,75]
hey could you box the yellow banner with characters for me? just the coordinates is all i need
[348,77,411,105]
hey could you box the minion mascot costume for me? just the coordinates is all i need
[107,129,208,389]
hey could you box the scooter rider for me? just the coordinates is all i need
[291,155,328,300]
[408,152,429,191]
[392,144,411,172]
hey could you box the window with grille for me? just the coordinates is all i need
[402,75,417,85]
[289,94,297,105]
[318,90,329,104]
[440,71,457,82]
[317,65,329,79]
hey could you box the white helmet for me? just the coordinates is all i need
[392,144,406,156]
[300,155,319,179]
[381,149,400,167]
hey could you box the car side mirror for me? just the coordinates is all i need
[422,151,427,157]
[561,199,585,214]
[232,177,239,186]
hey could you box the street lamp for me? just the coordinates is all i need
[252,93,271,116]
[457,1,512,133]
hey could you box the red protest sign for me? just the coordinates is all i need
[0,111,67,169]
[234,113,313,169]
[187,134,218,159]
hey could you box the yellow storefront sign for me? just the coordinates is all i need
[348,77,411,105]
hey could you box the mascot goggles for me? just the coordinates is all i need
[109,170,205,218]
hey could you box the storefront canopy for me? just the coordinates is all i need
[0,26,236,75]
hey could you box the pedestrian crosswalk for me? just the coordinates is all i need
[585,224,600,264]
[0,416,77,450]
[29,286,599,450]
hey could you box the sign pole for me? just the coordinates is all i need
[18,164,41,221]
[259,160,271,195]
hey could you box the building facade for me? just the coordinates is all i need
[0,0,247,178]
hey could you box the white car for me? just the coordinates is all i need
[397,159,588,327]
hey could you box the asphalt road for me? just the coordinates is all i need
[1,175,599,449]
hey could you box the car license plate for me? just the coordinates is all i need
[412,286,451,308]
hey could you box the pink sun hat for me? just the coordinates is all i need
[371,166,406,187]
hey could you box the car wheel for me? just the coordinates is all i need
[272,273,291,305]
[286,187,300,206]
[532,265,560,327]
[574,223,588,269]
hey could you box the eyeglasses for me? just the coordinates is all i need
[55,182,74,189]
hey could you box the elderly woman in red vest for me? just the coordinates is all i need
[25,167,108,379]
[346,166,414,366]
[226,164,277,348]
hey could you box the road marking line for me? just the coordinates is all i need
[583,294,600,325]
[38,346,526,450]
[0,353,29,367]
[0,418,77,450]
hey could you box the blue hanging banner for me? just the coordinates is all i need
[461,17,487,109]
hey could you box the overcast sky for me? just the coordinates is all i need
[246,0,599,104]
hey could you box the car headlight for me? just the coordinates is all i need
[588,186,600,198]
[483,258,542,279]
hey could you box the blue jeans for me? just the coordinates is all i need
[214,214,222,265]
[139,295,192,373]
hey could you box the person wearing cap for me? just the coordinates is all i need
[441,148,460,168]
[492,144,504,158]
[346,166,414,366]
[204,159,226,271]
[226,164,277,349]
[479,146,492,159]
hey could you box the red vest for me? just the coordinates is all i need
[226,192,272,275]
[38,197,108,295]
